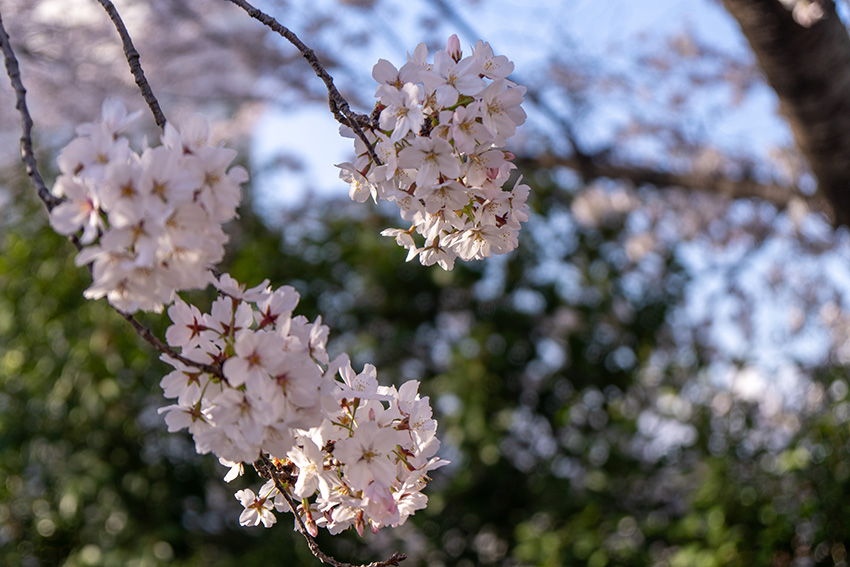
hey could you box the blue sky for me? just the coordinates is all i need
[250,0,789,208]
[246,0,850,417]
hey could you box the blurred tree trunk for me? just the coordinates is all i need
[723,0,850,225]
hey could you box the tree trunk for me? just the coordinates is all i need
[723,0,850,225]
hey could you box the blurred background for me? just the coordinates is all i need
[3,0,850,565]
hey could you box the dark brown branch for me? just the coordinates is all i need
[723,0,850,225]
[253,455,406,567]
[222,0,381,165]
[0,11,61,212]
[117,310,224,379]
[522,152,834,217]
[96,0,167,128]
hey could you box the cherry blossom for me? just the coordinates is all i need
[378,82,424,143]
[235,484,277,528]
[153,273,447,534]
[49,99,247,313]
[42,34,511,536]
[337,35,529,271]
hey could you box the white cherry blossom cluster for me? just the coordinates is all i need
[337,35,530,270]
[47,99,452,537]
[158,274,446,535]
[48,100,247,313]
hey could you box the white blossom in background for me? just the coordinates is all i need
[159,274,447,534]
[337,35,530,270]
[778,0,825,26]
[49,99,248,313]
[571,183,640,229]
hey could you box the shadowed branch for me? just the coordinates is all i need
[222,0,381,165]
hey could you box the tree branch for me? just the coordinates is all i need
[723,0,850,225]
[521,152,834,216]
[221,0,381,165]
[0,11,61,212]
[253,455,406,567]
[117,310,224,379]
[95,0,167,128]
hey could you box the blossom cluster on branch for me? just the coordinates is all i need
[2,0,523,554]
[48,100,247,313]
[338,35,530,270]
[47,102,448,536]
[159,274,446,534]
[30,22,533,554]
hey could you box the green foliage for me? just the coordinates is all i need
[4,170,850,567]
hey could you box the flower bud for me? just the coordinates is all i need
[447,34,461,62]
[302,502,319,537]
[355,510,365,537]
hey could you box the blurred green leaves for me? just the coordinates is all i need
[4,166,850,567]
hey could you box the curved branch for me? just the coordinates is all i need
[0,11,61,212]
[222,0,381,165]
[95,0,167,128]
[5,8,394,561]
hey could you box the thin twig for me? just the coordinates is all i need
[254,455,406,567]
[222,0,382,166]
[0,11,62,212]
[117,310,224,378]
[95,0,167,128]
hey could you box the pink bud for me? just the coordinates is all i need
[447,34,462,62]
[305,515,319,537]
[355,510,365,537]
[302,502,319,537]
[486,167,501,180]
